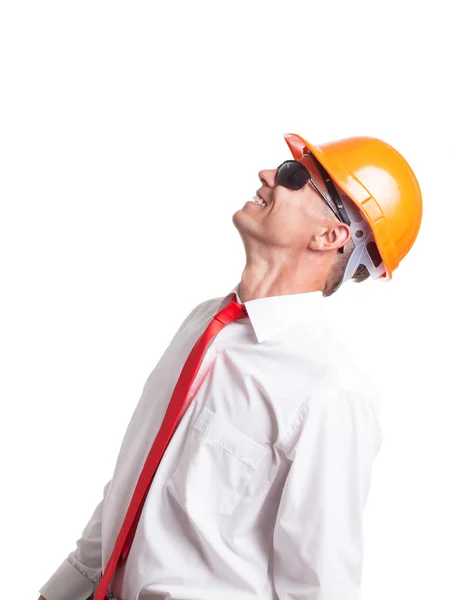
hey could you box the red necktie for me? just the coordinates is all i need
[94,297,247,600]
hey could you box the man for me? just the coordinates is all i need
[38,132,422,600]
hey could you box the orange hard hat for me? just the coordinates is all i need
[284,133,423,280]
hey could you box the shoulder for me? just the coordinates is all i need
[308,309,382,407]
[281,382,383,461]
[291,318,383,438]
[175,294,223,332]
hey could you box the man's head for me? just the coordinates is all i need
[232,153,369,296]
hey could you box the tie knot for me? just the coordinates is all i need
[214,298,247,326]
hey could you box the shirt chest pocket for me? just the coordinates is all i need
[170,407,267,516]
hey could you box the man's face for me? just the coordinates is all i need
[232,154,338,254]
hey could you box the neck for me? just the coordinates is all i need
[238,263,326,302]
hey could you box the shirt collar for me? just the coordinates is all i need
[216,281,327,344]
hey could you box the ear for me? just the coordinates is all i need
[309,223,351,252]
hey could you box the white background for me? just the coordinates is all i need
[0,1,453,598]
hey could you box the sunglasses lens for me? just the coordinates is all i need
[277,162,310,190]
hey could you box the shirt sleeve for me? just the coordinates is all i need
[39,478,112,600]
[38,301,208,600]
[272,388,383,600]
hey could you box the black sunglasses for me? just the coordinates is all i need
[275,155,351,254]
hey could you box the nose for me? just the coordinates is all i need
[258,168,277,189]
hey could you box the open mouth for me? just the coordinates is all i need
[252,194,267,207]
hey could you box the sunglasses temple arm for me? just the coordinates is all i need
[309,180,343,222]
[309,179,346,254]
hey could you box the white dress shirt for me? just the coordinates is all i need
[40,282,383,600]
